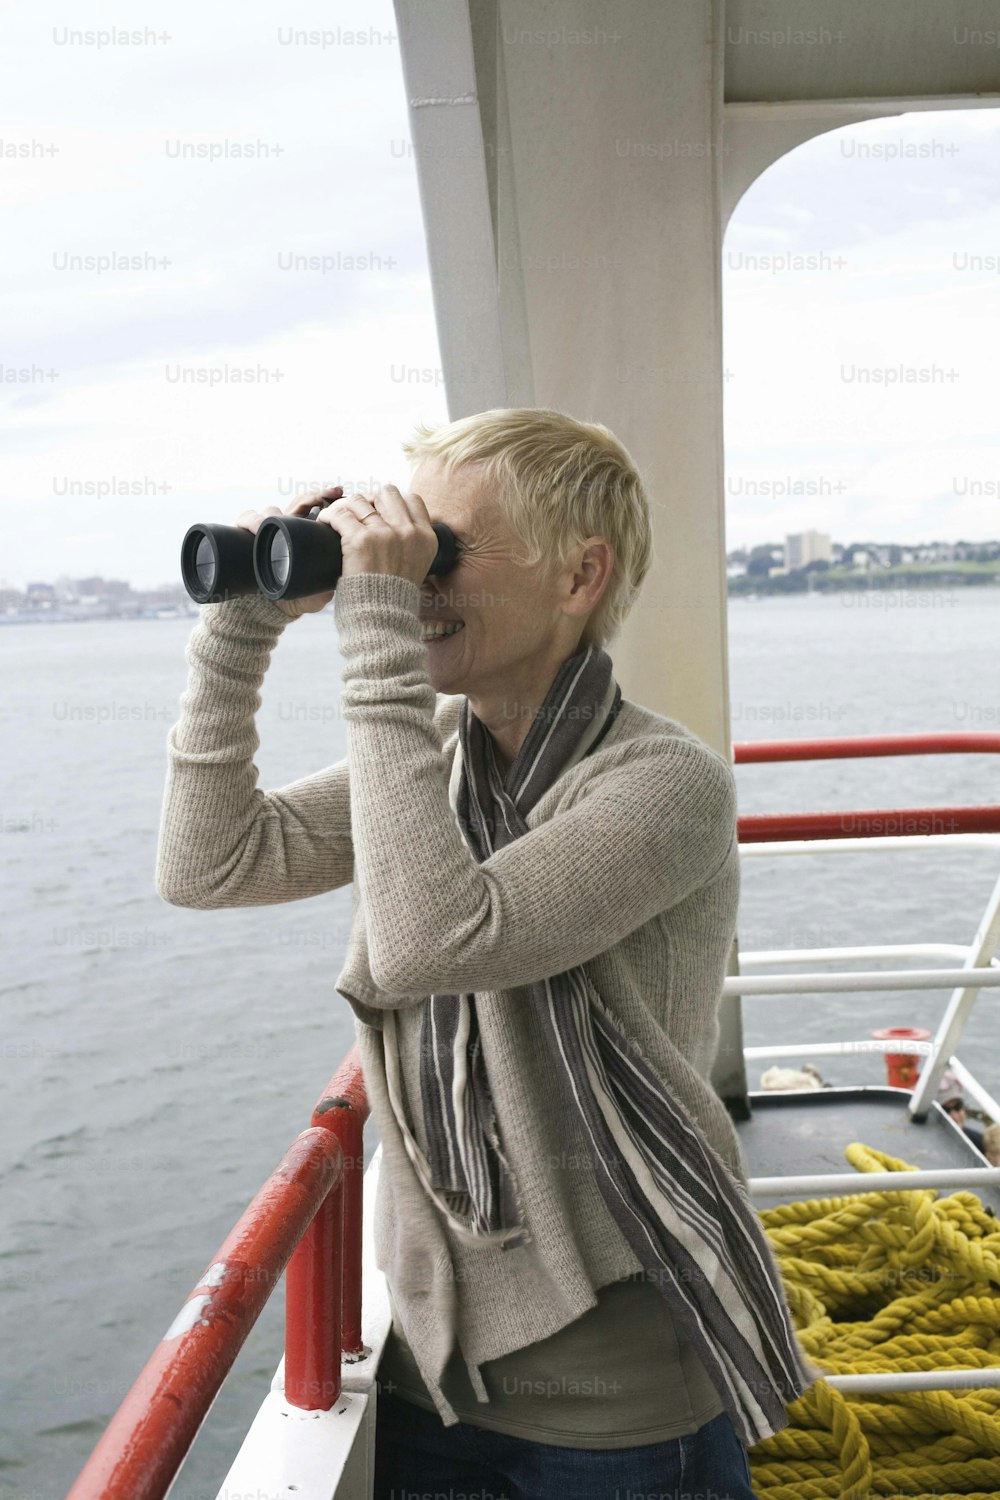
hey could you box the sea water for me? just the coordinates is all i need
[2,587,999,1497]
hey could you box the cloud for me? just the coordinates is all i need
[2,0,447,588]
[3,12,999,586]
[723,108,1000,545]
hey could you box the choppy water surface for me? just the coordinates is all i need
[2,588,999,1497]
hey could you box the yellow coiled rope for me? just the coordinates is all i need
[747,1141,1000,1499]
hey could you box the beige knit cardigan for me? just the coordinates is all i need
[156,573,801,1434]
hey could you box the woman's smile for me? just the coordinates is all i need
[420,620,466,643]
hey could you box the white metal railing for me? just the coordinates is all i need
[910,869,1000,1113]
[732,840,1000,1388]
[727,967,1000,995]
[740,833,1000,856]
[946,1053,1000,1121]
[740,943,1000,967]
[732,841,1000,1125]
[732,833,1000,1387]
[744,1040,934,1059]
[824,1368,1000,1393]
[750,1167,1000,1195]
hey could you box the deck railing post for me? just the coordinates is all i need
[308,1048,370,1359]
[332,1101,365,1355]
[908,868,1000,1120]
[283,1047,371,1404]
[284,1173,344,1409]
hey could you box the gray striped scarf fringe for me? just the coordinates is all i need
[384,640,815,1447]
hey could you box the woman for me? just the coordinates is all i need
[157,407,816,1500]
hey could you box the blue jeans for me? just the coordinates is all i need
[373,1388,758,1500]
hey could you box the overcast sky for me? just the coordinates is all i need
[3,1,998,588]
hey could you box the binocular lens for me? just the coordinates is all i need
[268,530,290,588]
[181,523,259,603]
[182,515,459,603]
[194,534,216,593]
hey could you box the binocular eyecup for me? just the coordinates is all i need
[181,513,460,604]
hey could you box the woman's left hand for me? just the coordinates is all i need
[315,484,440,589]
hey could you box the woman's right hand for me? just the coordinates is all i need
[234,487,345,619]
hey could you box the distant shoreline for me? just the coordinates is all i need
[729,564,1000,599]
[4,569,999,622]
[0,610,199,626]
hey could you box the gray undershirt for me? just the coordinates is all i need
[378,1270,726,1449]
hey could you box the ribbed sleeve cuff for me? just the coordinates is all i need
[334,572,426,701]
[199,591,292,638]
[169,595,291,758]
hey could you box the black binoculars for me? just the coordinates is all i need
[180,506,461,604]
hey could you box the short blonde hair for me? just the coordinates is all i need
[983,1122,1000,1160]
[401,406,653,650]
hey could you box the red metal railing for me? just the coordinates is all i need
[732,731,1000,843]
[66,1046,370,1500]
[285,1047,370,1407]
[63,732,1000,1497]
[734,732,1000,763]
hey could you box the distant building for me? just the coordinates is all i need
[0,587,26,614]
[73,576,131,598]
[785,530,833,570]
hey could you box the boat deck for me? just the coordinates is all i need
[734,1086,1000,1214]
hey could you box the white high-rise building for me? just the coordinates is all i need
[785,530,833,570]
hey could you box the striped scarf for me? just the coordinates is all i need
[380,640,815,1447]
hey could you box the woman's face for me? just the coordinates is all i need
[411,457,577,702]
